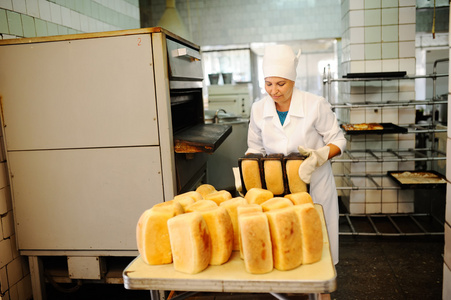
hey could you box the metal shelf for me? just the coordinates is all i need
[331,148,446,164]
[339,213,444,236]
[332,99,447,109]
[324,73,448,83]
[334,173,399,190]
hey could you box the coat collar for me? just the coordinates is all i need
[262,88,305,118]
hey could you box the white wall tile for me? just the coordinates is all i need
[399,41,415,58]
[382,0,398,8]
[365,0,381,9]
[444,264,451,300]
[382,107,399,123]
[11,0,26,14]
[382,59,399,72]
[7,257,24,287]
[350,44,365,60]
[399,58,416,74]
[38,0,51,22]
[382,8,398,25]
[349,9,365,27]
[350,27,364,44]
[25,0,39,18]
[349,203,365,214]
[398,201,414,213]
[382,25,398,42]
[0,266,8,294]
[0,238,12,268]
[365,59,382,72]
[2,211,14,238]
[364,9,381,26]
[349,0,364,10]
[365,26,381,43]
[399,6,415,24]
[0,0,13,10]
[49,2,62,24]
[382,42,398,59]
[365,43,382,59]
[399,0,415,6]
[399,24,415,41]
[366,202,382,213]
[382,202,398,213]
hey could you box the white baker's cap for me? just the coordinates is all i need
[262,44,301,81]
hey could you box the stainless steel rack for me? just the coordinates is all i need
[339,213,444,236]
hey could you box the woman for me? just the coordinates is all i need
[246,44,346,265]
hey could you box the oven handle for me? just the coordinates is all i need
[171,48,201,61]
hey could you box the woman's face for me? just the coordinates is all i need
[264,77,295,109]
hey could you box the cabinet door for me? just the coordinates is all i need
[8,146,163,251]
[0,34,159,150]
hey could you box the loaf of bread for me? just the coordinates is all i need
[136,207,177,265]
[220,197,248,251]
[239,212,273,274]
[196,184,217,198]
[293,203,323,264]
[171,196,195,211]
[265,207,303,271]
[185,200,218,212]
[241,159,262,191]
[284,192,313,205]
[263,159,285,195]
[151,200,185,215]
[244,188,274,205]
[261,197,294,212]
[174,191,203,202]
[198,207,234,265]
[167,212,211,274]
[205,190,233,205]
[285,159,307,193]
[237,204,263,259]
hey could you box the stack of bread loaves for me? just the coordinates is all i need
[239,153,307,196]
[136,184,323,275]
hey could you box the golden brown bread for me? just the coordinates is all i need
[244,188,274,205]
[285,159,307,193]
[293,203,323,264]
[241,160,262,191]
[263,160,285,195]
[284,192,313,205]
[167,212,211,274]
[239,212,273,274]
[265,207,303,271]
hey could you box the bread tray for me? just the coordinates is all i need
[387,170,447,189]
[341,123,407,135]
[343,71,406,78]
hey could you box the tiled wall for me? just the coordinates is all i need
[339,0,417,214]
[444,8,451,299]
[0,0,140,39]
[0,1,139,299]
[148,0,343,46]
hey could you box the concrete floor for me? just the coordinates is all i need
[45,234,444,300]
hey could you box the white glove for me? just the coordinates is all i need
[298,145,330,184]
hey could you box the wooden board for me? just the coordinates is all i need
[123,205,336,294]
[174,124,232,154]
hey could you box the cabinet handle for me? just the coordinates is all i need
[171,48,201,61]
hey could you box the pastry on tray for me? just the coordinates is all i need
[342,123,384,131]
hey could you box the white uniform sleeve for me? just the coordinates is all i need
[315,98,347,156]
[246,103,266,155]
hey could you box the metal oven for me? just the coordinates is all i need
[0,28,230,299]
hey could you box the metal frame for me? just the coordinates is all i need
[339,213,444,236]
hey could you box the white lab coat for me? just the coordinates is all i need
[246,88,346,265]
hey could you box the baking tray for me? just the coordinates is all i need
[343,71,407,78]
[341,123,408,135]
[387,170,447,189]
